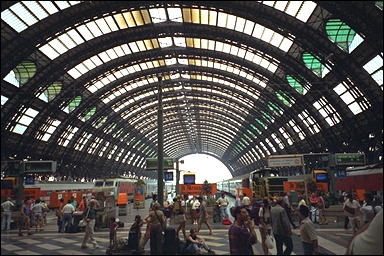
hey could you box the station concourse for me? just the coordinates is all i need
[1,1,383,255]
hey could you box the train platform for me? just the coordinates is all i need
[1,199,353,255]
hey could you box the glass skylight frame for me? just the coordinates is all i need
[10,106,39,135]
[313,97,342,127]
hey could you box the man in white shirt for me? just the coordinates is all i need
[216,194,229,220]
[61,199,75,233]
[242,193,251,209]
[347,209,383,255]
[298,205,318,255]
[1,197,15,231]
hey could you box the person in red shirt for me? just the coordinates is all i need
[78,196,87,212]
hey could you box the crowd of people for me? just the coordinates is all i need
[1,189,383,255]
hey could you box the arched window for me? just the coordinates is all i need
[302,52,330,78]
[3,60,37,87]
[82,107,96,121]
[66,96,82,113]
[325,19,363,53]
[276,91,293,107]
[38,82,62,102]
[286,75,308,95]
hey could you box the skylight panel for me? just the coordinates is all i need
[201,39,208,49]
[285,1,301,17]
[270,33,283,47]
[39,44,60,59]
[274,1,288,11]
[95,17,111,34]
[39,1,59,15]
[55,1,70,10]
[106,48,118,59]
[149,8,167,23]
[280,37,293,52]
[168,8,182,22]
[83,59,96,70]
[1,9,28,32]
[123,11,136,27]
[191,8,200,24]
[132,10,144,25]
[68,68,81,79]
[58,33,76,49]
[129,42,140,53]
[261,28,274,43]
[77,24,94,40]
[208,10,217,26]
[98,51,111,62]
[244,20,255,35]
[226,14,236,30]
[158,37,173,48]
[217,12,227,28]
[67,29,84,45]
[23,1,48,20]
[296,1,317,22]
[136,40,146,51]
[252,24,264,39]
[233,17,245,32]
[113,46,125,57]
[50,38,67,54]
[363,55,383,74]
[121,44,131,54]
[86,21,102,37]
[114,13,128,29]
[105,16,119,31]
[1,95,9,106]
[10,3,37,26]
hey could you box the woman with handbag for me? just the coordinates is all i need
[145,202,166,255]
[81,200,100,249]
[343,193,361,233]
[259,198,273,255]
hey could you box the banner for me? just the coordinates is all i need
[179,183,217,195]
[267,156,303,167]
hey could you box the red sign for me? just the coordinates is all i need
[179,183,217,195]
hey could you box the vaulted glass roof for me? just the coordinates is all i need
[1,1,382,179]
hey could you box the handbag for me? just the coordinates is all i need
[344,205,355,215]
[79,207,90,227]
[265,234,275,249]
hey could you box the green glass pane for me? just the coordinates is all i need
[376,1,383,10]
[96,116,107,128]
[286,75,304,94]
[276,91,292,107]
[83,107,96,121]
[68,96,82,112]
[44,82,62,102]
[255,118,267,128]
[268,102,282,115]
[326,19,356,52]
[302,52,325,77]
[246,129,256,138]
[13,61,37,86]
[241,137,248,145]
[250,124,261,134]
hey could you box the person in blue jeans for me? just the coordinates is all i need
[185,228,214,254]
[216,193,229,220]
[61,199,75,232]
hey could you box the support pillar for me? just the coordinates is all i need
[157,77,164,207]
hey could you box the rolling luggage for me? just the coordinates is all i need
[163,227,179,255]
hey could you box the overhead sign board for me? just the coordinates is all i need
[146,158,174,170]
[23,161,57,173]
[334,153,365,166]
[267,156,303,167]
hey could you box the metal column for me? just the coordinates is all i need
[157,77,164,207]
[176,160,180,195]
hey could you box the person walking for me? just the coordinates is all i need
[61,199,75,233]
[216,193,229,221]
[20,199,32,236]
[31,199,44,232]
[343,193,361,233]
[173,196,187,240]
[228,206,257,255]
[317,192,327,225]
[191,196,200,225]
[259,198,273,255]
[197,196,213,235]
[145,202,166,255]
[81,200,100,249]
[109,217,118,250]
[1,197,14,231]
[298,205,319,255]
[270,198,293,255]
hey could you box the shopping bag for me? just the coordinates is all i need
[265,234,275,249]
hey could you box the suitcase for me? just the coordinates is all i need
[163,227,178,255]
[222,218,232,225]
[127,231,140,251]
